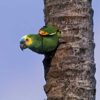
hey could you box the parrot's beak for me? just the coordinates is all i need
[20,38,27,51]
[20,43,26,51]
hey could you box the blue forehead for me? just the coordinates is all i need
[20,35,27,42]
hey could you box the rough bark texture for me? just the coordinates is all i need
[43,0,96,100]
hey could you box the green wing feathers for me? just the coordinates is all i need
[39,24,61,37]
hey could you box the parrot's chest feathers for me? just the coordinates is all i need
[29,37,44,53]
[28,34,59,54]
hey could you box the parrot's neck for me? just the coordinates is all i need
[29,35,44,54]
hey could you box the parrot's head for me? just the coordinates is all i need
[20,35,33,51]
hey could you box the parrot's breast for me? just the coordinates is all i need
[29,35,59,54]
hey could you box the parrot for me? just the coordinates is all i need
[20,25,61,54]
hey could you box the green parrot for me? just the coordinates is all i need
[20,25,61,54]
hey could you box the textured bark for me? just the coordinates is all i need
[43,0,96,100]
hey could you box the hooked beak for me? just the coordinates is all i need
[20,43,27,51]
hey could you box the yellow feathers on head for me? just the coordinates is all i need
[23,35,32,46]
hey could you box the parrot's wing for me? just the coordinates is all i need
[38,25,59,36]
[49,32,56,35]
[39,30,55,36]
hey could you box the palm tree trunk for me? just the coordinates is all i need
[43,0,96,100]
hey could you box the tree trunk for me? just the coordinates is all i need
[43,0,96,100]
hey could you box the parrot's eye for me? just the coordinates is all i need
[26,38,29,42]
[25,37,32,46]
